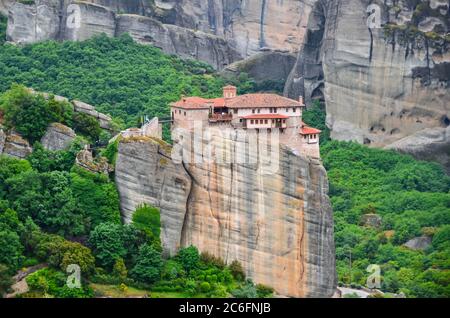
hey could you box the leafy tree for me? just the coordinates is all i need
[0,229,23,270]
[0,264,13,296]
[72,112,101,142]
[130,244,163,284]
[432,225,450,250]
[176,246,200,273]
[0,155,32,198]
[6,170,85,236]
[59,241,96,276]
[0,85,72,143]
[88,222,126,269]
[112,258,128,282]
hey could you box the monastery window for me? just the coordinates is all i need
[257,109,261,113]
[293,108,296,113]
[251,120,254,124]
[282,119,286,124]
[274,108,278,113]
[234,109,238,114]
[184,112,186,116]
[252,109,256,114]
[265,119,268,124]
[286,108,289,112]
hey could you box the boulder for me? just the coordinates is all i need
[360,214,382,229]
[2,132,32,158]
[403,236,432,251]
[41,123,76,151]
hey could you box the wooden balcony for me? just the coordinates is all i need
[209,113,233,122]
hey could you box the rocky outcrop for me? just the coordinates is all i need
[27,88,113,130]
[76,146,112,174]
[115,14,240,69]
[385,126,450,173]
[41,122,76,151]
[115,131,336,298]
[403,236,432,251]
[285,0,450,169]
[72,100,112,130]
[0,131,32,158]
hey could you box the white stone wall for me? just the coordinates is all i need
[233,107,303,118]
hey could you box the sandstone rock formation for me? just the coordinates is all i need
[115,136,191,257]
[41,122,76,151]
[385,126,450,173]
[403,236,432,251]
[221,51,297,87]
[72,100,112,130]
[5,0,313,69]
[115,131,336,298]
[0,130,32,158]
[115,14,240,69]
[285,0,449,168]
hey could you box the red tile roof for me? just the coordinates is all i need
[226,94,304,108]
[300,126,322,135]
[242,114,289,120]
[171,97,226,109]
[170,93,303,109]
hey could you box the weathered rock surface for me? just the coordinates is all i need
[385,126,450,174]
[0,128,5,154]
[72,100,112,130]
[116,14,240,70]
[115,136,191,257]
[1,131,32,158]
[115,132,336,298]
[221,51,297,86]
[41,122,76,151]
[5,0,314,68]
[285,0,450,169]
[0,0,14,15]
[403,236,432,251]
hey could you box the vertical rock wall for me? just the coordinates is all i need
[115,132,336,298]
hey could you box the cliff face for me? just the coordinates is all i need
[115,132,336,298]
[285,0,450,170]
[4,0,313,69]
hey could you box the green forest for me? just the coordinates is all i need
[0,31,448,298]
